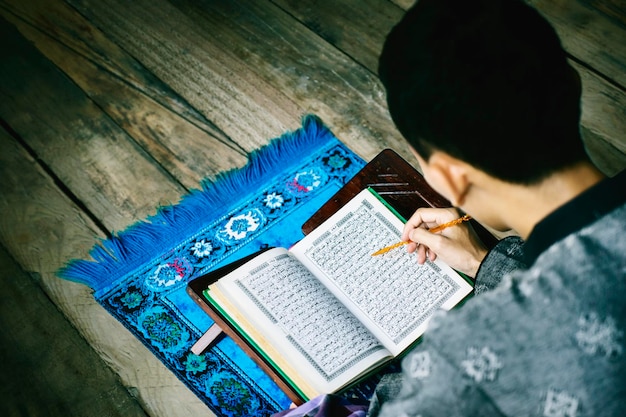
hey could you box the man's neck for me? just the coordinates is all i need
[498,162,606,239]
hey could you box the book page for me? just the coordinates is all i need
[291,189,474,356]
[209,247,391,397]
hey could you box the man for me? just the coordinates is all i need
[273,0,625,416]
[368,0,625,415]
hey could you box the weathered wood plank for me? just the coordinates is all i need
[178,0,411,159]
[64,0,303,154]
[0,124,215,417]
[0,243,148,417]
[0,16,185,233]
[0,0,237,152]
[390,0,414,10]
[0,18,216,417]
[0,2,248,189]
[272,0,404,72]
[528,0,626,88]
[575,60,626,175]
[65,0,412,163]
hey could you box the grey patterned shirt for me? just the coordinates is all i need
[368,171,626,417]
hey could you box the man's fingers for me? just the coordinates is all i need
[403,207,461,241]
[405,241,419,254]
[416,243,428,264]
[410,227,439,248]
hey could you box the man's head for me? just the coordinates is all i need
[379,0,589,186]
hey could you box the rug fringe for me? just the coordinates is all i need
[57,115,339,290]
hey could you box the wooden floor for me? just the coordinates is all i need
[0,0,624,416]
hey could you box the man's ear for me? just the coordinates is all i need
[426,152,471,206]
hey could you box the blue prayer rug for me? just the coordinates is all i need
[58,115,378,417]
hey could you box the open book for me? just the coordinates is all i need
[203,188,473,401]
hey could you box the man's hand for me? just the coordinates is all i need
[401,207,488,277]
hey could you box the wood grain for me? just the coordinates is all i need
[272,0,404,72]
[1,4,248,189]
[0,243,147,417]
[0,16,186,233]
[575,60,626,175]
[390,0,415,10]
[0,0,236,151]
[65,0,412,162]
[528,0,626,88]
[0,124,215,417]
[65,0,303,154]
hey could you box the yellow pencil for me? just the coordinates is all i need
[371,214,472,256]
[428,214,472,233]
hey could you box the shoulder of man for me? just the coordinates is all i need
[373,206,626,417]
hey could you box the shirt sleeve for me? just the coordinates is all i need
[474,236,526,294]
[367,373,404,417]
